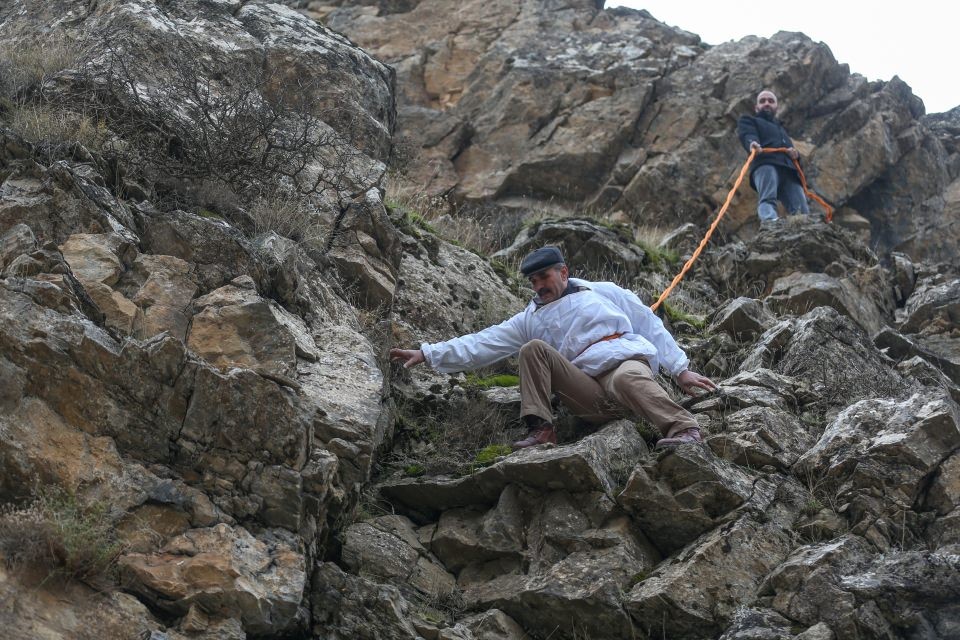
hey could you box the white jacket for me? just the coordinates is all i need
[420,278,689,378]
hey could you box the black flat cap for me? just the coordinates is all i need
[520,246,565,277]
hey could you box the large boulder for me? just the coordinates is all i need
[492,218,647,280]
[766,271,890,336]
[740,307,915,416]
[311,561,422,640]
[119,524,307,636]
[341,515,457,598]
[617,446,755,555]
[894,266,960,384]
[794,391,960,548]
[624,476,802,639]
[760,535,874,637]
[763,538,960,638]
[380,420,647,519]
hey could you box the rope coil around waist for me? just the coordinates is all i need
[577,332,624,357]
[650,147,833,313]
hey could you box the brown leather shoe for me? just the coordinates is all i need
[512,424,558,449]
[654,427,703,449]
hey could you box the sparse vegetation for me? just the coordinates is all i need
[0,487,123,583]
[387,387,519,479]
[633,420,661,446]
[384,175,509,256]
[473,444,513,467]
[403,463,426,477]
[802,497,824,517]
[637,240,680,269]
[463,373,520,389]
[248,191,331,247]
[628,570,649,587]
[660,299,707,331]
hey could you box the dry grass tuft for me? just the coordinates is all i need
[0,487,123,583]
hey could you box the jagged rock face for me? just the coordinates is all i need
[324,1,958,263]
[326,0,702,205]
[2,2,960,639]
[0,0,400,636]
[761,538,960,638]
[119,524,307,635]
[492,217,648,280]
[795,392,960,550]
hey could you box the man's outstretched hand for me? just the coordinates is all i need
[676,370,719,396]
[390,348,425,369]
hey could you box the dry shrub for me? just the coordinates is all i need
[2,28,372,215]
[78,33,371,208]
[384,176,509,257]
[7,103,109,150]
[0,36,86,104]
[390,385,518,477]
[248,192,332,247]
[632,223,669,247]
[0,488,122,583]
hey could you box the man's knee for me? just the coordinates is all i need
[520,339,551,359]
[608,361,655,394]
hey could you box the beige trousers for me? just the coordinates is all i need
[518,339,698,438]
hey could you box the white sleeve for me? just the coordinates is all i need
[420,311,529,374]
[590,282,690,377]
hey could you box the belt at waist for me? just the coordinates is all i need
[577,332,624,357]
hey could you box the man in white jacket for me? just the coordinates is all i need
[390,246,717,449]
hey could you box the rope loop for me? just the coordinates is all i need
[650,147,832,312]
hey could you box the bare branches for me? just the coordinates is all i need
[3,28,374,212]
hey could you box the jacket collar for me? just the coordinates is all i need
[533,281,588,309]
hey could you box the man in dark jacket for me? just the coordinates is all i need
[737,90,810,224]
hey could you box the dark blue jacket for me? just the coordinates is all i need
[737,111,800,189]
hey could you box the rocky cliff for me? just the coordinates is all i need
[317,0,960,264]
[0,1,958,640]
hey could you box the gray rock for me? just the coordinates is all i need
[710,297,776,342]
[0,223,37,271]
[311,562,421,640]
[717,607,796,640]
[840,551,960,639]
[894,353,960,404]
[741,307,914,415]
[625,507,796,638]
[766,271,890,336]
[380,420,646,519]
[926,507,960,552]
[795,391,960,546]
[492,218,646,280]
[325,189,402,310]
[342,515,457,598]
[898,272,960,335]
[458,609,528,640]
[618,445,755,554]
[708,406,815,471]
[761,536,874,637]
[430,486,524,573]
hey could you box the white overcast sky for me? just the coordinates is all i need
[610,1,958,114]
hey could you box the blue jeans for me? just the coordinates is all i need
[753,165,810,221]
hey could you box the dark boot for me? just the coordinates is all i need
[512,423,557,449]
[654,427,703,449]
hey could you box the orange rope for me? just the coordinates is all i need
[650,148,757,312]
[649,146,832,312]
